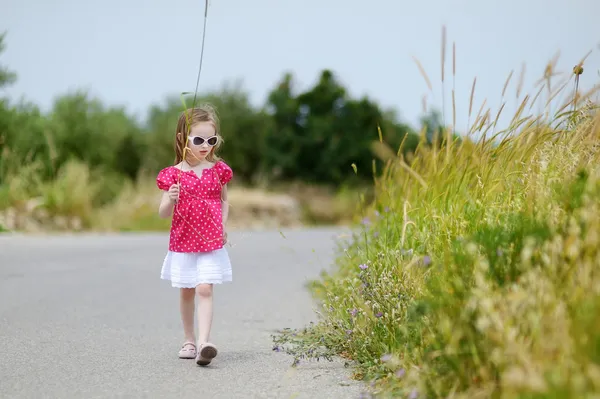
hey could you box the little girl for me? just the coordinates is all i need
[156,104,233,367]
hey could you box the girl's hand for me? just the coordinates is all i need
[168,184,180,202]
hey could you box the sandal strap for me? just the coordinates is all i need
[181,342,196,349]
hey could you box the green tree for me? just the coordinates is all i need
[0,32,16,90]
[264,70,419,183]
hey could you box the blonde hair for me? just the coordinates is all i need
[174,104,223,164]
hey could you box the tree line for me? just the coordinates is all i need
[0,33,443,197]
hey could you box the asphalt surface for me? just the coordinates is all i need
[0,228,363,399]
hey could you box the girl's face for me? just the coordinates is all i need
[184,121,218,163]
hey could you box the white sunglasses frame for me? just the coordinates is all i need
[188,135,219,147]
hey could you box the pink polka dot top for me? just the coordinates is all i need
[156,160,233,253]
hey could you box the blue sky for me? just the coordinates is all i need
[1,0,599,132]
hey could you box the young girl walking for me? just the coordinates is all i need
[156,104,233,367]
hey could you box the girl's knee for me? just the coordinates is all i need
[180,288,195,300]
[195,284,213,298]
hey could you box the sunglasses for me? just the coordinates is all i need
[188,135,219,147]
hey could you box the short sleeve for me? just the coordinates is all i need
[217,161,233,186]
[156,167,176,191]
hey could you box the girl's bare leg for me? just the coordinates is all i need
[195,284,214,344]
[180,288,196,343]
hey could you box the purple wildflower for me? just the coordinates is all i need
[350,308,358,317]
[384,206,390,213]
[362,217,371,226]
[408,389,418,399]
[359,264,368,270]
[380,353,392,362]
[346,329,353,335]
[375,312,383,318]
[422,255,431,266]
[396,368,406,378]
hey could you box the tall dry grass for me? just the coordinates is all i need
[0,153,357,232]
[272,30,600,398]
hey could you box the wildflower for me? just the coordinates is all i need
[373,231,379,237]
[408,389,418,399]
[350,308,358,317]
[402,249,414,258]
[359,264,368,270]
[422,255,431,266]
[384,206,390,213]
[380,353,392,362]
[272,346,281,352]
[361,217,371,226]
[375,312,383,318]
[346,329,353,335]
[374,210,380,217]
[396,368,405,378]
[497,248,503,257]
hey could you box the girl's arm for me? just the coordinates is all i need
[221,184,229,226]
[158,192,175,218]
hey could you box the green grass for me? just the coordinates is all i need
[272,45,600,398]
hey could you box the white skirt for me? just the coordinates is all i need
[160,247,232,288]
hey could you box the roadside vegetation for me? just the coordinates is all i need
[273,34,600,398]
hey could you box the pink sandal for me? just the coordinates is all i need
[178,342,197,359]
[195,343,218,366]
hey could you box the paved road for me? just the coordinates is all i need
[0,228,363,399]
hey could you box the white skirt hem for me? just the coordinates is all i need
[160,247,232,288]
